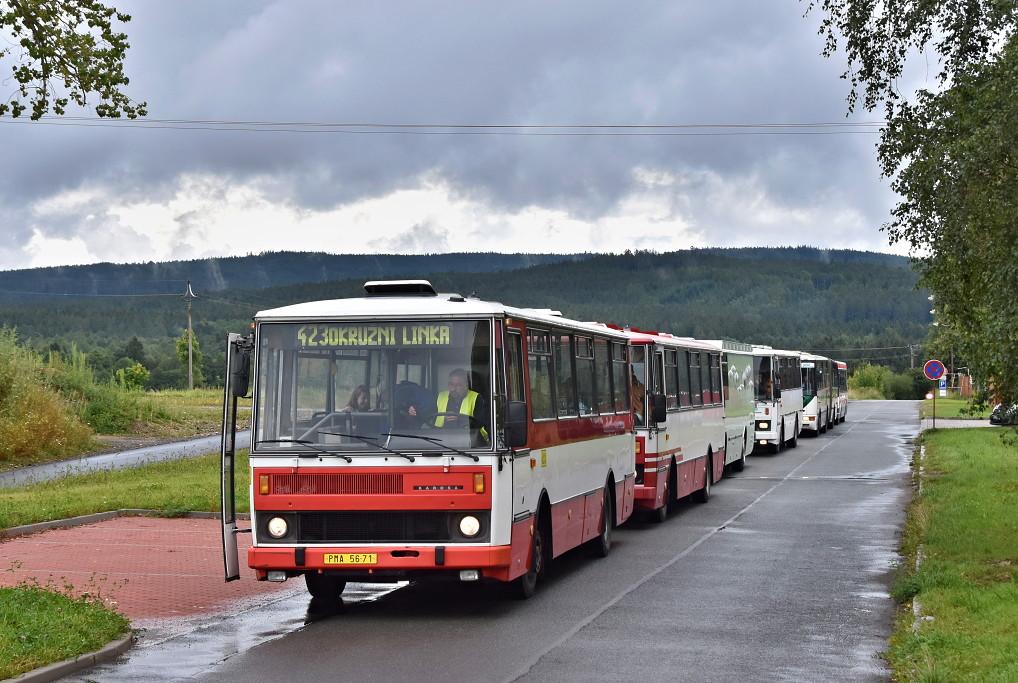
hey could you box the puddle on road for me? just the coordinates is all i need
[69,582,404,683]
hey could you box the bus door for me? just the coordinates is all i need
[220,332,253,582]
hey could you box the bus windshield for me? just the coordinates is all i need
[753,356,773,401]
[254,320,493,453]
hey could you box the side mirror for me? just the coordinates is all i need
[231,348,252,398]
[505,400,527,448]
[650,393,667,424]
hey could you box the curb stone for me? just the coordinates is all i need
[1,509,250,540]
[2,632,134,683]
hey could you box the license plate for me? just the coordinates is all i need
[323,553,377,565]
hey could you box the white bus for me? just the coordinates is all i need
[751,346,803,452]
[624,329,725,522]
[800,353,834,434]
[220,280,636,600]
[708,340,757,473]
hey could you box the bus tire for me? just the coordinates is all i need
[788,420,798,448]
[305,572,346,602]
[591,483,614,556]
[693,454,711,504]
[515,511,547,599]
[732,431,747,472]
[652,475,668,523]
[775,425,785,454]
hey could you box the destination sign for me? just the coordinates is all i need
[296,324,452,348]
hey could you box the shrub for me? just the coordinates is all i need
[0,329,92,462]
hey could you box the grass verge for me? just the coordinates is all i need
[920,398,990,419]
[0,583,130,680]
[137,388,251,439]
[887,428,1018,681]
[0,451,249,530]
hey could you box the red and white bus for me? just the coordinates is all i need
[623,329,725,522]
[800,353,834,435]
[834,360,848,424]
[220,280,635,599]
[751,346,803,452]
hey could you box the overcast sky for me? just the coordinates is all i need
[0,1,910,271]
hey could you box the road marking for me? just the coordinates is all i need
[506,405,876,682]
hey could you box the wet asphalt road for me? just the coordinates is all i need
[84,400,917,683]
[0,431,250,489]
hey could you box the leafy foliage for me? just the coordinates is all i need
[810,0,1018,405]
[0,248,931,390]
[0,329,91,461]
[0,0,145,119]
[175,329,204,387]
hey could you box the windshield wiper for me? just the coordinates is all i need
[255,439,352,463]
[317,432,416,462]
[381,433,480,462]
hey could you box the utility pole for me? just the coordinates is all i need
[184,280,198,391]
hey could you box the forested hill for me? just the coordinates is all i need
[0,247,927,386]
[0,251,586,295]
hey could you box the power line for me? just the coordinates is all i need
[0,117,885,137]
[36,115,888,129]
[0,289,181,297]
[803,345,912,352]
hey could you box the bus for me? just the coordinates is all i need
[751,346,803,452]
[800,353,834,435]
[220,280,636,600]
[623,329,725,522]
[710,340,757,472]
[834,360,848,424]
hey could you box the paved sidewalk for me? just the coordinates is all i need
[0,516,287,619]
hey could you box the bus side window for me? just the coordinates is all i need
[699,352,711,405]
[506,331,524,403]
[611,342,629,412]
[527,330,555,420]
[689,352,702,407]
[677,350,691,407]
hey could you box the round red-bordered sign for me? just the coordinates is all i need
[923,359,946,381]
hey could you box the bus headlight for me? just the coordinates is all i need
[458,515,481,537]
[267,516,289,539]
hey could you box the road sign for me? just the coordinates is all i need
[923,359,946,381]
[939,376,948,397]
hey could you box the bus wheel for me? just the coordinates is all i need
[694,455,711,504]
[305,572,346,602]
[789,420,799,448]
[592,485,614,556]
[733,433,747,472]
[775,426,785,454]
[652,477,668,523]
[515,516,545,599]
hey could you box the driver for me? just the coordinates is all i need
[411,368,489,441]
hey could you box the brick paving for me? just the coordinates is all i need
[0,517,291,619]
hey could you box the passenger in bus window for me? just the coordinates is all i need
[340,385,372,412]
[631,369,645,425]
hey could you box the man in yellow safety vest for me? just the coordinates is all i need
[434,368,489,442]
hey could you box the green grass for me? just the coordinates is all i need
[0,451,249,530]
[887,429,1018,681]
[0,583,130,680]
[920,398,991,419]
[131,388,251,439]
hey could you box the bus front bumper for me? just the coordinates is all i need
[249,541,522,582]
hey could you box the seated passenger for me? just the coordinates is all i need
[340,385,371,412]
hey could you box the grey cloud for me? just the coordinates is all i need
[0,0,892,259]
[370,222,450,253]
